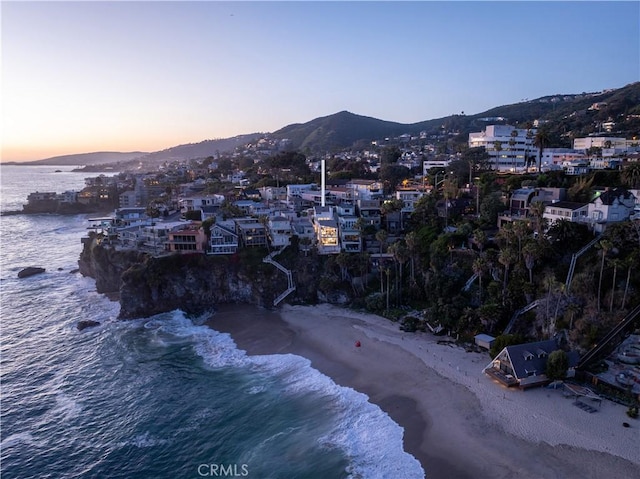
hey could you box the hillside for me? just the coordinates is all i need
[6,151,148,166]
[270,82,640,152]
[10,82,639,167]
[134,134,263,166]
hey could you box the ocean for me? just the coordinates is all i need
[0,165,424,479]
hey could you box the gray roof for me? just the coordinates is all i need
[504,340,559,380]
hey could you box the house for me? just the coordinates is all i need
[542,201,589,226]
[234,220,267,248]
[167,224,207,254]
[209,224,239,255]
[267,215,292,248]
[312,206,340,255]
[587,187,637,233]
[483,339,579,389]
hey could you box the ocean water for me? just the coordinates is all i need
[0,165,425,479]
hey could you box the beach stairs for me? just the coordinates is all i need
[263,248,296,306]
[462,272,479,292]
[503,299,541,335]
[565,234,601,293]
[576,303,640,370]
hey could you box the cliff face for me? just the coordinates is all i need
[118,253,284,319]
[78,236,292,319]
[78,234,148,294]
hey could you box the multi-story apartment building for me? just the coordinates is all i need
[468,125,538,172]
[573,137,627,151]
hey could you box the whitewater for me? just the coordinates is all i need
[0,165,424,479]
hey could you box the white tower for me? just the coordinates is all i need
[321,159,326,207]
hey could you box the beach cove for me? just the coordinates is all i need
[210,303,640,479]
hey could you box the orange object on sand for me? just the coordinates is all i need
[355,340,361,348]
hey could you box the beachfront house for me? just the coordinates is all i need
[483,339,579,389]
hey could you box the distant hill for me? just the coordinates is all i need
[271,110,438,153]
[8,82,638,168]
[270,82,640,152]
[135,134,263,165]
[6,151,148,166]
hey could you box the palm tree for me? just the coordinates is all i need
[621,162,640,189]
[472,256,487,301]
[336,252,350,282]
[528,201,547,240]
[375,229,388,254]
[493,140,503,171]
[472,228,487,253]
[596,239,612,311]
[404,231,418,286]
[542,270,557,321]
[509,129,518,171]
[522,241,539,283]
[389,241,408,305]
[608,257,623,313]
[498,247,517,298]
[512,220,530,260]
[534,128,551,173]
[621,250,638,311]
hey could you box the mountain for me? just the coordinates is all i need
[270,82,640,152]
[134,134,263,164]
[270,110,437,153]
[5,151,148,166]
[8,82,639,168]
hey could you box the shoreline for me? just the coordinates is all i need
[209,303,640,479]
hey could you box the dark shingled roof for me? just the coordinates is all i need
[594,187,634,206]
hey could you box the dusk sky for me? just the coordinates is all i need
[2,1,639,162]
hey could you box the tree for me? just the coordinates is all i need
[472,256,487,301]
[621,162,640,189]
[493,140,503,171]
[596,239,612,311]
[546,350,569,381]
[498,247,517,298]
[528,201,547,240]
[522,241,539,283]
[375,229,388,254]
[405,231,418,286]
[534,128,551,173]
[479,192,505,226]
[621,250,639,310]
[509,129,518,171]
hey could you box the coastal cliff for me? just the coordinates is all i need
[78,234,333,319]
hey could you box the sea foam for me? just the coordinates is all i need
[148,310,425,479]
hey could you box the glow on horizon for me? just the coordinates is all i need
[2,1,639,162]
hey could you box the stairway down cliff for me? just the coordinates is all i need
[77,234,328,319]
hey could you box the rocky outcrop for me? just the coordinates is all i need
[118,253,285,319]
[78,233,354,320]
[78,233,148,294]
[18,267,46,278]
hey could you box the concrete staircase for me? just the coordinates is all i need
[263,248,295,306]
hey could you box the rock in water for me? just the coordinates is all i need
[77,320,100,331]
[17,267,46,278]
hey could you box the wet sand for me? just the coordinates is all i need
[209,303,640,479]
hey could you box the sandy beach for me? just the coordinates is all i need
[209,303,640,479]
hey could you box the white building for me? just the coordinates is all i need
[468,125,538,172]
[587,188,637,233]
[543,201,589,226]
[267,215,293,248]
[311,206,340,255]
[573,137,628,151]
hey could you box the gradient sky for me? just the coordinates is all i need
[2,1,639,162]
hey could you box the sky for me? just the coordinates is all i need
[2,1,639,162]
